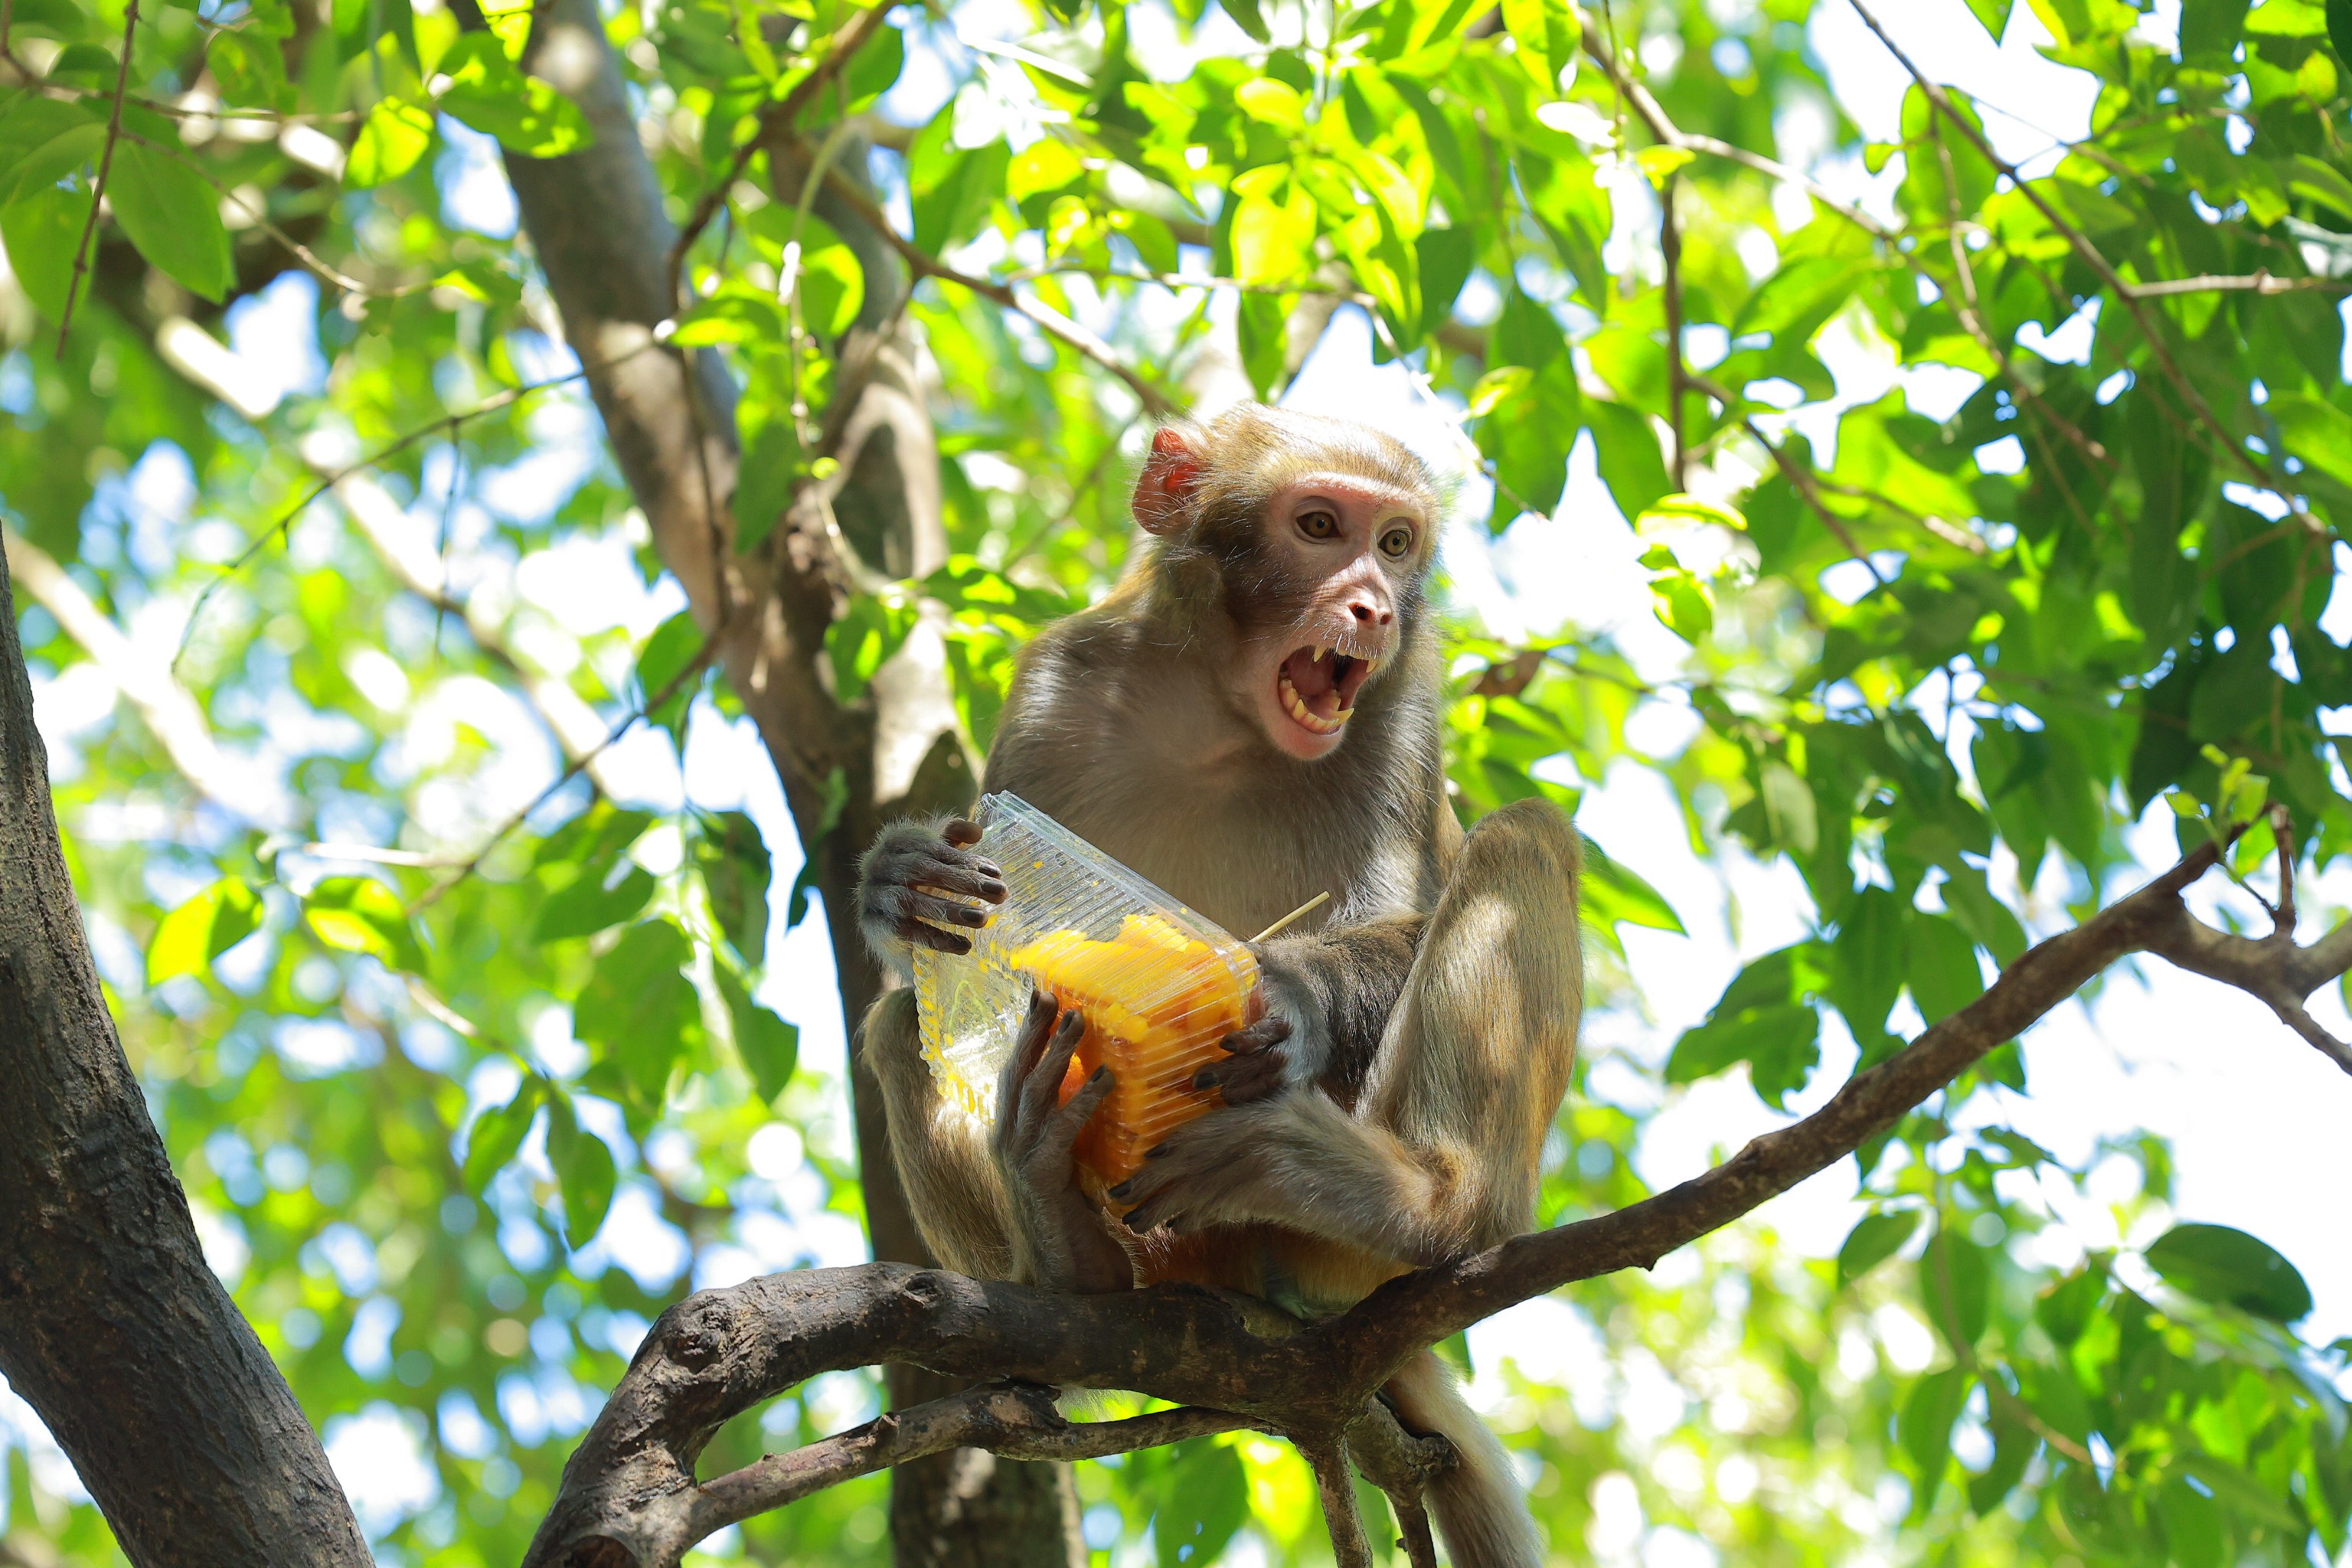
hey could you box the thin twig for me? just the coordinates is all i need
[1686,369,1888,583]
[2125,270,2352,299]
[408,629,719,912]
[57,0,137,356]
[664,2,892,312]
[126,130,413,299]
[816,168,1180,416]
[1846,0,2315,531]
[1661,175,1688,491]
[173,359,632,670]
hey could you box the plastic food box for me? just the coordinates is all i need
[911,793,1262,1187]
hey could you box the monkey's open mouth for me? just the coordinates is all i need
[1276,645,1377,736]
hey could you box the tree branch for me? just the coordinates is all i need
[814,167,1180,417]
[55,0,133,354]
[524,829,2352,1562]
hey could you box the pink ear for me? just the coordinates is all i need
[1132,426,1203,535]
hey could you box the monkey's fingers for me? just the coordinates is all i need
[910,861,1010,904]
[1018,1010,1087,1136]
[942,818,984,848]
[1218,1016,1292,1057]
[899,920,975,956]
[994,991,1062,1151]
[1195,1048,1286,1104]
[1034,1066,1113,1166]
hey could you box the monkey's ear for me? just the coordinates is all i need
[1132,425,1204,535]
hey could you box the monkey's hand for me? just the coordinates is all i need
[992,991,1134,1293]
[856,817,1008,974]
[1189,1015,1294,1103]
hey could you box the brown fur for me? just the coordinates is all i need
[854,406,1580,1568]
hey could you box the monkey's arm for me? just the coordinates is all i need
[857,989,1018,1280]
[1202,915,1426,1109]
[855,818,1008,981]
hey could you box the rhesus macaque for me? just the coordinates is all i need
[856,404,1583,1567]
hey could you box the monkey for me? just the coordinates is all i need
[854,403,1583,1568]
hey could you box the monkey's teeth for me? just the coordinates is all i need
[1364,656,1380,674]
[1314,643,1328,664]
[1277,668,1344,734]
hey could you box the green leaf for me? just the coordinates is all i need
[635,609,706,738]
[2331,0,2352,64]
[462,1076,543,1189]
[543,1093,616,1250]
[717,965,797,1102]
[1221,0,1272,43]
[693,810,771,963]
[1666,944,1828,1107]
[1837,1208,1922,1288]
[0,118,105,209]
[108,143,232,302]
[574,920,701,1105]
[346,98,436,188]
[797,238,864,339]
[208,31,289,109]
[825,593,920,705]
[2144,1223,2314,1321]
[1828,886,1909,1041]
[1922,1226,1991,1348]
[0,185,89,321]
[1967,1404,2036,1516]
[147,878,263,984]
[435,34,593,156]
[1906,912,1984,1023]
[304,877,427,973]
[1125,1436,1249,1568]
[1501,0,1579,93]
[1578,835,1685,938]
[1898,1366,1972,1501]
[531,864,655,943]
[1961,0,2015,38]
[2180,0,2254,57]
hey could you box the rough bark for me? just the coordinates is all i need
[0,553,371,1564]
[471,4,1070,1557]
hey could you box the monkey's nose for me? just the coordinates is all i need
[1349,601,1393,627]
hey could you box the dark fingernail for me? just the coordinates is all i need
[981,881,1008,901]
[1058,1011,1085,1036]
[960,908,988,926]
[1090,1067,1110,1083]
[1191,1067,1218,1090]
[1124,1212,1152,1232]
[978,861,1002,877]
[1107,1181,1133,1200]
[1145,1142,1170,1159]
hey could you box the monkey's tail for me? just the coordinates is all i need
[1380,1350,1544,1568]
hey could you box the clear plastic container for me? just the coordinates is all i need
[912,793,1262,1187]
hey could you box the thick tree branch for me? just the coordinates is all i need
[0,534,370,1566]
[524,831,2352,1562]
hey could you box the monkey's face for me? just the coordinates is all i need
[1230,473,1429,762]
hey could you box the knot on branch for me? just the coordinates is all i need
[658,1296,734,1370]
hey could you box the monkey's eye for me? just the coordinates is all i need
[1379,525,1415,558]
[1298,509,1339,540]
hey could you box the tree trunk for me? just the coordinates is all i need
[480,5,1082,1557]
[0,555,372,1565]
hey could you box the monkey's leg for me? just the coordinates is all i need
[1111,795,1583,1266]
[858,988,1018,1280]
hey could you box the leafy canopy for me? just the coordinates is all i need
[3,0,2351,1560]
